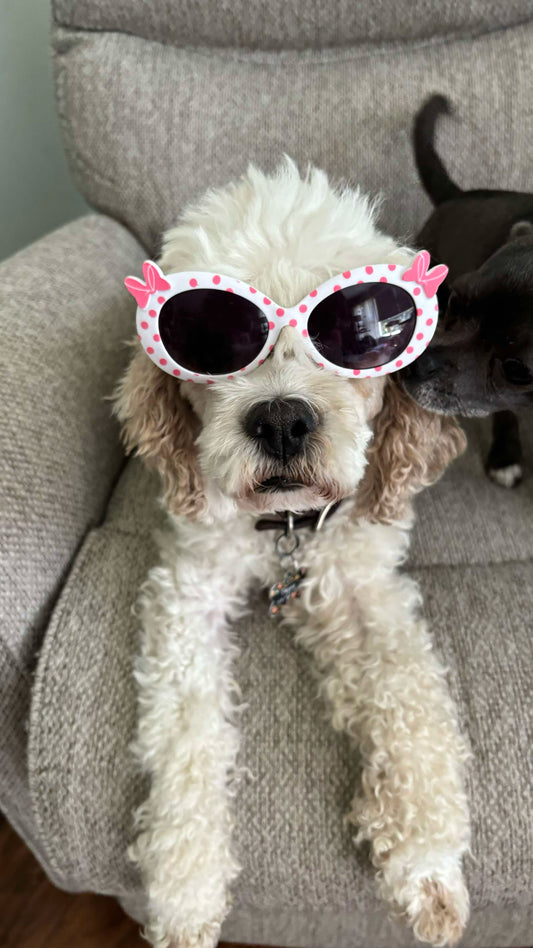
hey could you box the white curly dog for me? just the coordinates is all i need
[114,159,470,948]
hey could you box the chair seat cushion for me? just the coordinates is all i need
[27,417,533,946]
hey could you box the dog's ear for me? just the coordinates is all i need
[508,220,533,241]
[113,343,206,518]
[355,379,466,524]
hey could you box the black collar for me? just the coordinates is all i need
[254,501,342,532]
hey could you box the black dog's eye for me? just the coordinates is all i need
[445,292,472,328]
[502,358,533,385]
[447,293,462,314]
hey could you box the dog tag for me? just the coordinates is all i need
[268,566,307,617]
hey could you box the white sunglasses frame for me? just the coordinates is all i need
[125,255,444,383]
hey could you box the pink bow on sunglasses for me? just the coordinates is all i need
[124,261,171,309]
[124,253,447,383]
[402,250,448,299]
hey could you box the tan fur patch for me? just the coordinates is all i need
[414,879,465,946]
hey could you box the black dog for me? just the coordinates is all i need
[402,94,533,485]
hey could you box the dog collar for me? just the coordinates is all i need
[254,500,342,532]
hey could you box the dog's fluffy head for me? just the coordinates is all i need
[114,159,465,522]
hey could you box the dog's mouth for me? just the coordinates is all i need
[255,476,306,493]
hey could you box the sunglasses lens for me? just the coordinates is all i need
[159,289,269,375]
[308,283,417,370]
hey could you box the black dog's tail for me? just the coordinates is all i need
[413,94,462,205]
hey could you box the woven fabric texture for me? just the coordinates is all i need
[0,4,532,946]
[27,434,533,944]
[52,22,533,254]
[52,0,533,50]
[0,215,145,675]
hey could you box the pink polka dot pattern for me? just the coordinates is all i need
[207,380,214,384]
[318,362,324,368]
[137,261,440,382]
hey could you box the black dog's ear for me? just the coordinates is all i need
[508,220,533,241]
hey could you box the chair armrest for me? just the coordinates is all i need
[0,214,145,671]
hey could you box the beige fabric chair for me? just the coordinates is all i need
[1,3,532,945]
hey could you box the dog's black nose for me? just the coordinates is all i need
[244,398,317,461]
[403,350,442,382]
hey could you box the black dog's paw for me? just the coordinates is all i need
[487,463,523,488]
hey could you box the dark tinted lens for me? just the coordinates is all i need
[308,283,416,370]
[159,289,269,374]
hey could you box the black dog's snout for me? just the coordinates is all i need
[403,350,442,382]
[244,398,318,461]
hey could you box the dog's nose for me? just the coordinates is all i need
[244,398,317,461]
[402,350,442,382]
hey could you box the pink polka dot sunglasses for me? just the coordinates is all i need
[124,251,447,383]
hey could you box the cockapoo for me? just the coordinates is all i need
[114,159,470,948]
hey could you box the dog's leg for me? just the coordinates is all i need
[487,409,523,487]
[130,526,253,948]
[289,525,470,947]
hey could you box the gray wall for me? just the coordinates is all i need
[0,0,88,261]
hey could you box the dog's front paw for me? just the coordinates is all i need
[380,850,469,947]
[146,917,222,948]
[405,875,468,947]
[487,462,523,488]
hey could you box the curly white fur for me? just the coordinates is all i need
[115,159,470,948]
